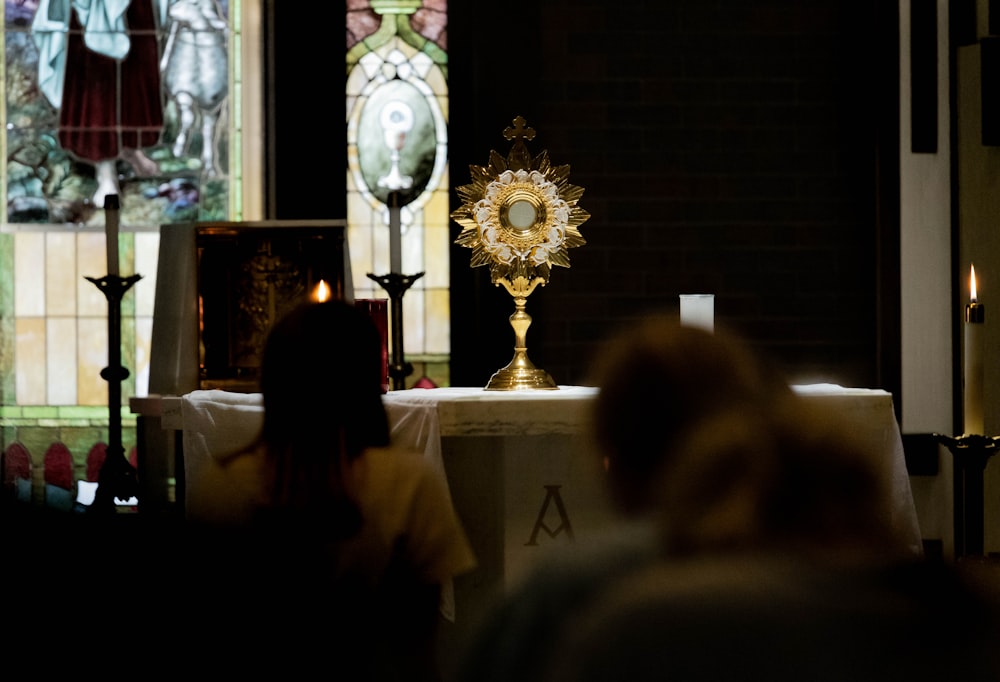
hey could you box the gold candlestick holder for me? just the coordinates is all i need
[452,116,590,390]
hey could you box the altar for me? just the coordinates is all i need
[149,382,922,631]
[381,386,618,626]
[384,384,922,627]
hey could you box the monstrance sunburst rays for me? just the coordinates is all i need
[451,116,589,390]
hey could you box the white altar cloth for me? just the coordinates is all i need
[180,386,602,516]
[381,384,922,557]
[179,384,921,551]
[180,390,265,523]
[383,385,597,448]
[789,383,921,553]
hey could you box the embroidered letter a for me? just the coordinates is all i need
[525,485,575,546]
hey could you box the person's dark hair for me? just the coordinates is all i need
[589,314,904,561]
[257,300,390,536]
[654,398,901,561]
[588,315,792,516]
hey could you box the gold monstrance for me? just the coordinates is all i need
[452,116,589,390]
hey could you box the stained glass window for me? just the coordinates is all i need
[4,0,242,225]
[347,0,449,387]
[0,0,261,474]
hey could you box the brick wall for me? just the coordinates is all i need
[448,1,898,391]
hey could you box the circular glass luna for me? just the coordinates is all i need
[506,199,537,230]
[500,190,547,237]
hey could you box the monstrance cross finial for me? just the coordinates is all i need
[504,116,535,144]
[503,116,536,171]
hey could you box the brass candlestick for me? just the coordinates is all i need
[452,116,589,390]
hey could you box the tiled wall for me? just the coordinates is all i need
[447,1,896,391]
[0,228,159,490]
[7,229,159,406]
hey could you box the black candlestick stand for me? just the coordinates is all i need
[935,433,998,557]
[86,273,143,513]
[367,272,424,391]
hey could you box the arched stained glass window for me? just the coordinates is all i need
[347,0,450,387]
[3,0,251,226]
[0,1,262,455]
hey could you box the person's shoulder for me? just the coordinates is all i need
[354,445,445,504]
[363,443,424,465]
[361,444,438,481]
[541,554,1000,682]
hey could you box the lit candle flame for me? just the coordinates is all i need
[971,264,978,303]
[312,279,331,302]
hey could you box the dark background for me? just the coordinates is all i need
[267,1,901,396]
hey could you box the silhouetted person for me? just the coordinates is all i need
[541,394,1000,681]
[455,315,1000,682]
[187,300,475,680]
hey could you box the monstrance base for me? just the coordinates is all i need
[485,362,559,391]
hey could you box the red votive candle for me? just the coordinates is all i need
[355,298,390,393]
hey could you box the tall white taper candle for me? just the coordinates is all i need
[104,193,120,276]
[389,191,402,274]
[964,264,984,435]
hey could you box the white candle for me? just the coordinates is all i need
[964,264,985,435]
[104,193,120,276]
[680,294,715,333]
[389,191,402,274]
